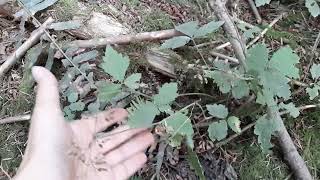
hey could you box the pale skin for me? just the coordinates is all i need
[13,66,154,180]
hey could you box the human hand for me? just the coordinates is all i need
[14,66,154,180]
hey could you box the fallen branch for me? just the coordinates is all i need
[209,0,247,69]
[67,29,184,48]
[0,114,31,125]
[0,17,54,78]
[247,0,262,24]
[210,1,312,178]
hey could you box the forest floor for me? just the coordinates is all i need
[0,0,320,179]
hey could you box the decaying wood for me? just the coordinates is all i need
[145,49,177,78]
[68,29,183,48]
[210,1,312,179]
[0,17,54,78]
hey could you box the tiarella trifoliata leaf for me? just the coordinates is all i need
[208,120,228,141]
[279,102,300,118]
[97,82,122,102]
[67,92,78,103]
[227,116,241,133]
[187,148,206,180]
[254,115,281,153]
[193,21,224,38]
[305,0,320,17]
[69,101,85,111]
[128,99,160,128]
[255,0,271,7]
[100,46,129,81]
[124,73,141,89]
[310,64,320,79]
[175,21,198,37]
[306,85,320,100]
[164,111,194,148]
[269,47,300,79]
[153,83,178,107]
[246,43,269,74]
[64,106,75,120]
[206,104,228,119]
[232,80,250,99]
[160,36,191,49]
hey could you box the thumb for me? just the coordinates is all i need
[29,66,67,150]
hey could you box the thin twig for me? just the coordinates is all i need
[246,13,286,48]
[231,16,255,29]
[0,114,31,125]
[0,17,54,78]
[210,51,239,64]
[68,29,184,48]
[247,0,262,24]
[312,31,320,53]
[215,42,231,50]
[0,164,11,180]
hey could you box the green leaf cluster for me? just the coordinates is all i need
[161,20,224,49]
[206,104,241,142]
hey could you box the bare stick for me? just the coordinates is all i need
[246,13,286,48]
[0,17,54,78]
[68,29,184,48]
[247,0,262,24]
[215,42,231,50]
[210,51,239,63]
[0,114,31,125]
[209,0,247,69]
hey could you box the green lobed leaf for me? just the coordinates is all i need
[193,20,224,38]
[255,0,271,7]
[246,43,269,74]
[175,21,199,37]
[128,100,160,128]
[279,102,300,118]
[306,85,320,100]
[124,73,141,89]
[160,36,191,49]
[164,111,194,148]
[306,0,320,17]
[205,70,232,93]
[310,63,320,79]
[88,101,100,113]
[206,104,228,119]
[153,83,178,107]
[97,82,122,103]
[69,101,85,111]
[259,68,291,100]
[100,46,129,81]
[269,46,300,79]
[254,115,282,153]
[208,120,228,141]
[67,92,78,103]
[227,116,241,133]
[187,148,206,180]
[232,80,250,99]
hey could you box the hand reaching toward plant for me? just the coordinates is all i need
[13,66,154,180]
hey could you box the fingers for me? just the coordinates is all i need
[32,66,62,116]
[30,67,67,146]
[71,108,128,135]
[112,153,147,180]
[103,131,154,166]
[93,126,145,154]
